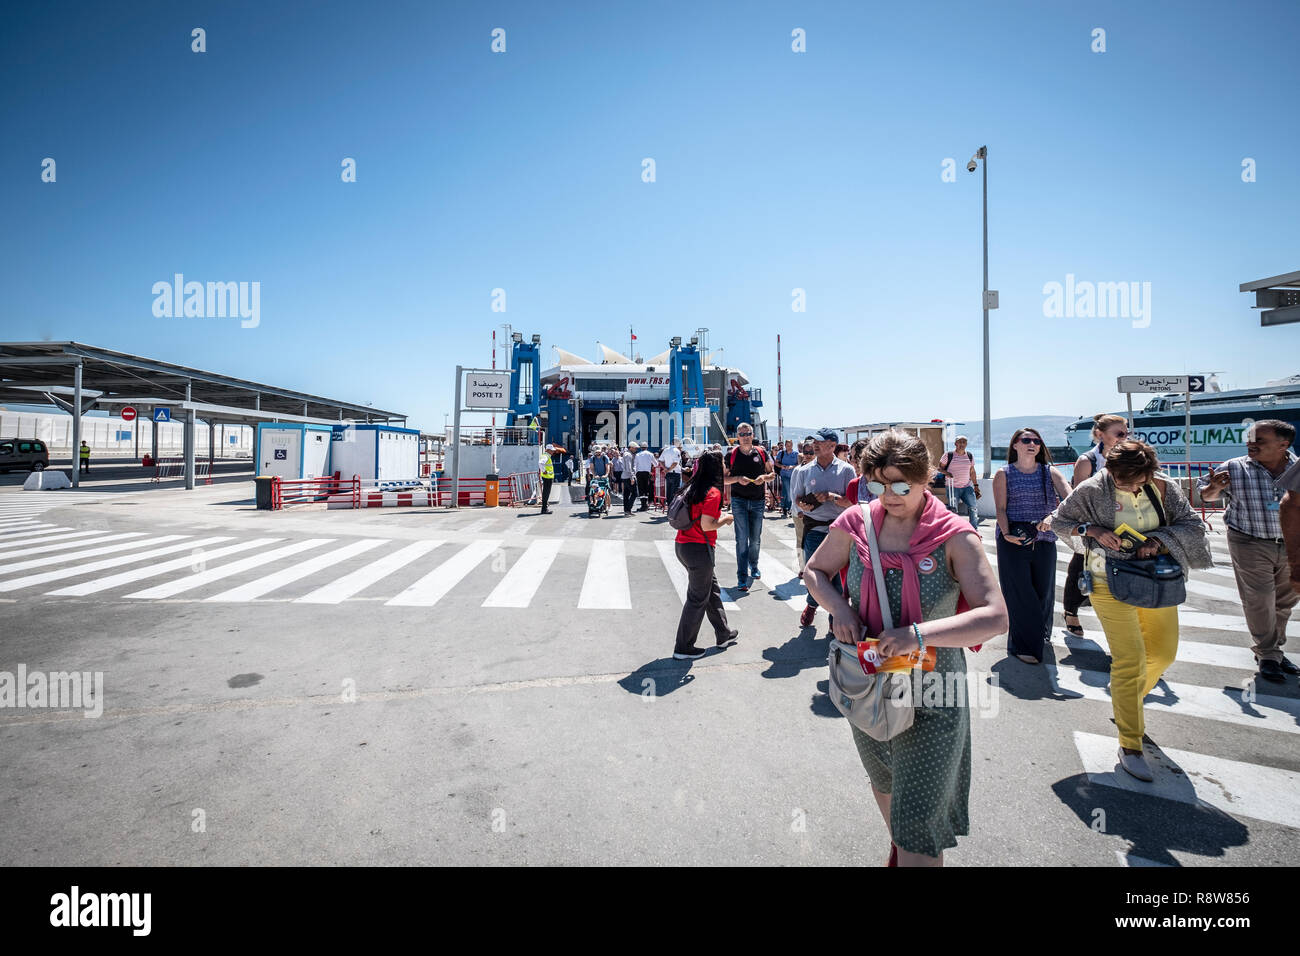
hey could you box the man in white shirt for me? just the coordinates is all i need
[634,443,657,511]
[660,439,684,505]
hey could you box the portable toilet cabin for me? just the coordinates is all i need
[329,424,421,482]
[256,423,334,480]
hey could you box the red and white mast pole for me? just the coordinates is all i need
[776,334,783,447]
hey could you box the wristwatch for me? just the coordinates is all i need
[1076,523,1090,537]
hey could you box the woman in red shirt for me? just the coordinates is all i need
[674,450,738,659]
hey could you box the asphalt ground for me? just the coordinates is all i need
[0,481,1296,866]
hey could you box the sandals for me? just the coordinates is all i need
[1064,614,1084,637]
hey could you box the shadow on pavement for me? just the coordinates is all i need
[1051,773,1248,866]
[760,624,831,680]
[618,658,698,698]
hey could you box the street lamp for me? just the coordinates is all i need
[968,145,991,479]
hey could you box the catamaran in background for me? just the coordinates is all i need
[1064,373,1300,463]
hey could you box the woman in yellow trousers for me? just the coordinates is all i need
[1048,440,1211,781]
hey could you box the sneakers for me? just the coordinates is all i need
[799,605,816,628]
[1117,748,1154,782]
[735,581,750,592]
[715,629,738,647]
[751,569,762,580]
[673,647,707,660]
[1258,659,1285,683]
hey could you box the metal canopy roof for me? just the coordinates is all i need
[1240,270,1300,327]
[0,341,406,424]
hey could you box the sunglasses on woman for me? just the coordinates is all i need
[865,480,912,496]
[1018,436,1042,445]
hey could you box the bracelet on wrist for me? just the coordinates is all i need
[912,623,925,656]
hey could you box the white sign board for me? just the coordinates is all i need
[1117,375,1205,394]
[690,408,710,427]
[464,372,510,409]
[984,290,999,310]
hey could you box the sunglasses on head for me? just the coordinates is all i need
[1018,436,1042,445]
[865,480,912,497]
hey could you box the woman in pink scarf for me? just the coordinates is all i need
[805,430,1007,867]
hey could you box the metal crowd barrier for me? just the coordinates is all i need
[271,473,358,510]
[152,457,213,484]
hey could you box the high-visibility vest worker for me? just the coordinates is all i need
[539,453,554,480]
[79,443,90,460]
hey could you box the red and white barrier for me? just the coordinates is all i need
[328,490,436,509]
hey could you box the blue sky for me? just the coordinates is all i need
[3,0,1297,432]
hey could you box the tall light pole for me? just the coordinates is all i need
[969,145,991,478]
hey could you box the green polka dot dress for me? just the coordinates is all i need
[846,541,970,857]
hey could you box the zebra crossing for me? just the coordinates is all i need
[4,503,1297,855]
[971,527,1300,846]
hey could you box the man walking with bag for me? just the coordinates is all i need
[1199,420,1299,683]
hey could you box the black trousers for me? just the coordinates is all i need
[674,542,729,654]
[623,477,635,513]
[540,477,552,512]
[997,535,1057,659]
[1062,552,1087,615]
[636,471,652,508]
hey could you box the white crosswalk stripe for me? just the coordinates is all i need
[205,539,388,602]
[46,539,283,596]
[0,531,134,561]
[126,539,334,599]
[716,541,806,612]
[457,518,497,535]
[0,534,180,573]
[1046,663,1300,734]
[386,539,501,607]
[296,540,443,604]
[0,528,94,547]
[577,540,631,609]
[1073,731,1300,829]
[0,520,46,532]
[0,536,236,592]
[654,539,738,611]
[483,539,563,608]
[1061,631,1261,672]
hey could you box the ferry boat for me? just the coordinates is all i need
[1064,374,1300,464]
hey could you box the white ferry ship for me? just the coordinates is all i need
[1064,374,1300,463]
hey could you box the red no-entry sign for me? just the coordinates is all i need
[121,406,137,422]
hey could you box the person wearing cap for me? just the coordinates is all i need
[788,428,856,628]
[939,436,981,529]
[538,445,555,514]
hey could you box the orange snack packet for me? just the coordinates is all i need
[856,638,937,675]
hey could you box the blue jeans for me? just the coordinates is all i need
[952,484,980,528]
[666,472,681,506]
[802,523,842,608]
[731,496,766,585]
[778,472,792,512]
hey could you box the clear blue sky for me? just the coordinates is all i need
[3,0,1297,431]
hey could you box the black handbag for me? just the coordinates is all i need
[1102,482,1186,609]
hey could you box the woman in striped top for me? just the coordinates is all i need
[993,428,1072,664]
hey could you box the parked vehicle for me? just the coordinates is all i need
[0,438,49,473]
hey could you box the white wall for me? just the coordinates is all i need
[0,409,253,455]
[453,444,539,480]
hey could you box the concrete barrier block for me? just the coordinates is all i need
[23,470,72,490]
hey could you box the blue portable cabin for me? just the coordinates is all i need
[256,423,335,479]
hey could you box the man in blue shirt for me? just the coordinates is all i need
[774,439,801,518]
[788,428,856,629]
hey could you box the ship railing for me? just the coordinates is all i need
[1158,460,1226,531]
